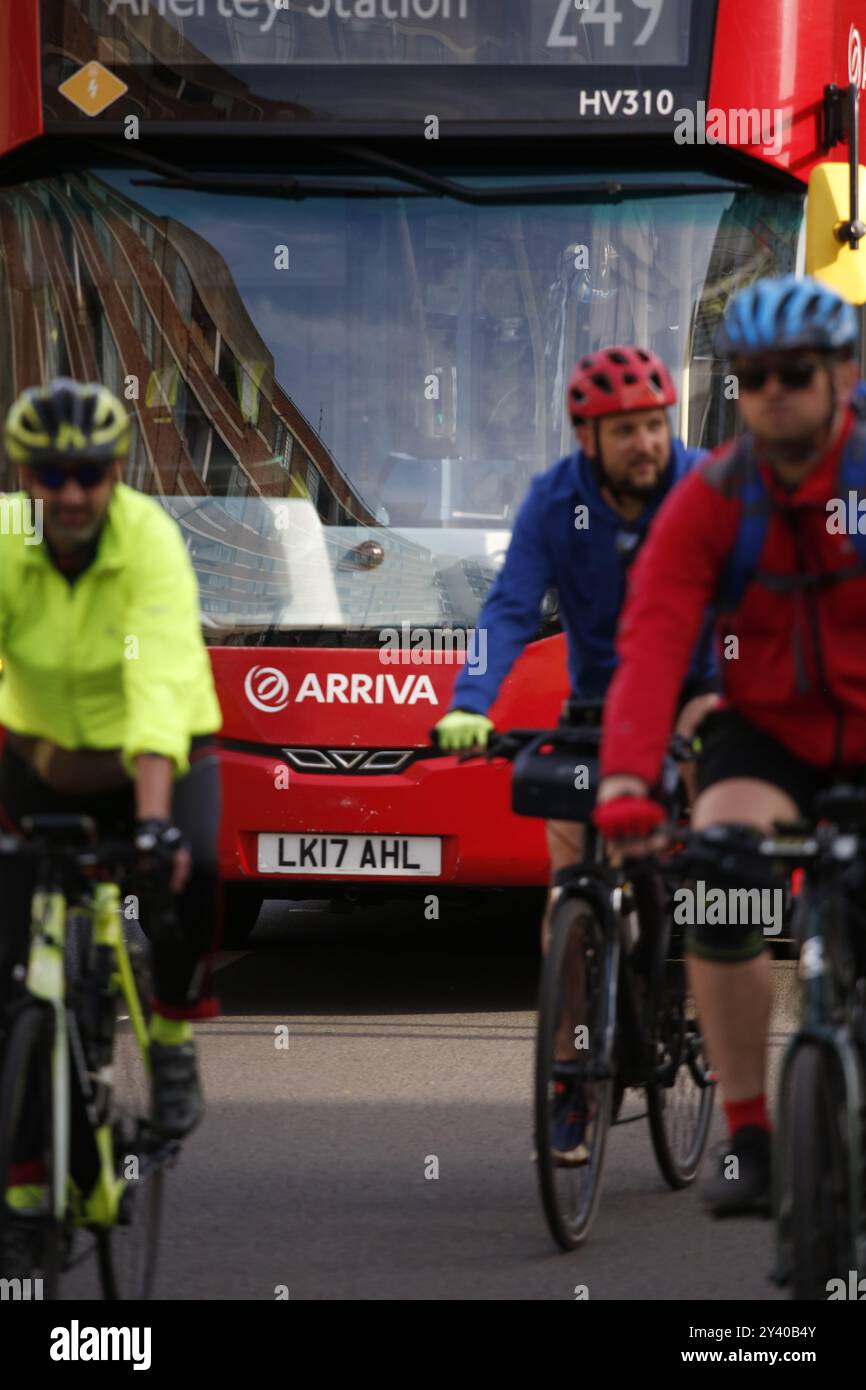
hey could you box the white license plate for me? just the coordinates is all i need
[257,833,441,877]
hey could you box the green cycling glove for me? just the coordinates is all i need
[434,709,494,751]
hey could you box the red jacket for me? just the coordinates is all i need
[601,409,866,784]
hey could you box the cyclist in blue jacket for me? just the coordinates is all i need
[434,345,717,955]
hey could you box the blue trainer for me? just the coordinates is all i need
[551,1070,591,1166]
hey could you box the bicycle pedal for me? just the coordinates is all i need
[137,1124,182,1166]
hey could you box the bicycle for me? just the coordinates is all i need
[669,793,866,1299]
[433,704,716,1251]
[0,814,179,1299]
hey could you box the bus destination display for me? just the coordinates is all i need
[94,0,693,67]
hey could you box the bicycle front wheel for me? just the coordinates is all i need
[96,924,164,1300]
[785,1043,858,1300]
[0,1002,64,1297]
[534,894,615,1251]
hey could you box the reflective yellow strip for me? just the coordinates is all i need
[12,427,52,446]
[5,1183,47,1211]
[91,421,128,446]
[54,422,88,452]
[7,400,52,448]
[80,1125,122,1226]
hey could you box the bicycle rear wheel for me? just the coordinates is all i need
[646,921,715,1188]
[784,1043,857,1300]
[96,924,165,1300]
[0,1002,64,1296]
[534,894,615,1250]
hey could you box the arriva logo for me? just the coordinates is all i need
[243,668,439,709]
[244,666,290,713]
[850,24,865,90]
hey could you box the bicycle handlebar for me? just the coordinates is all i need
[427,725,698,765]
[663,817,862,884]
[0,830,145,872]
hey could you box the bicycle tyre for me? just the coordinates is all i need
[534,893,614,1251]
[220,884,264,948]
[646,919,715,1189]
[788,1043,856,1300]
[96,1161,164,1301]
[0,1002,64,1297]
[96,929,164,1300]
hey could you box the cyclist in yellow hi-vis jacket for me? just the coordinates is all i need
[0,378,223,1144]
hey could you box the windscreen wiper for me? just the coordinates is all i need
[88,141,748,204]
[317,141,750,204]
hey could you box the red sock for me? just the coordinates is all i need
[724,1094,771,1138]
[8,1159,47,1185]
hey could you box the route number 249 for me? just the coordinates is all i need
[548,0,666,50]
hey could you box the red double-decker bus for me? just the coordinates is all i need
[1,1,865,940]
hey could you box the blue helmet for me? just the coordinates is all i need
[714,275,859,357]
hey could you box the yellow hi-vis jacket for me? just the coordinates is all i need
[0,483,222,776]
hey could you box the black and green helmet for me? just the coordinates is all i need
[4,378,131,465]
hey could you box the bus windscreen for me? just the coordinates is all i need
[0,164,802,637]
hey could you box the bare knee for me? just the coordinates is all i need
[692,778,797,833]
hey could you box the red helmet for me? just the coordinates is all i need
[567,346,677,425]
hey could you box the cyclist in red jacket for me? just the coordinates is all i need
[593,276,866,1216]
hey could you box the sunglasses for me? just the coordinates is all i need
[31,462,111,491]
[735,359,818,393]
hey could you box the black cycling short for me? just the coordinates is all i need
[696,708,866,817]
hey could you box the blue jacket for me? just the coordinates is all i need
[451,439,710,713]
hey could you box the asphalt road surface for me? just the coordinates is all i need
[64,896,797,1302]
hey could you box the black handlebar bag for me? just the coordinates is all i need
[511,730,601,823]
[510,724,685,824]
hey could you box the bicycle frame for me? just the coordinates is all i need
[22,877,150,1229]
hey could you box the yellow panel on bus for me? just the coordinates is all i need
[806,162,866,305]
